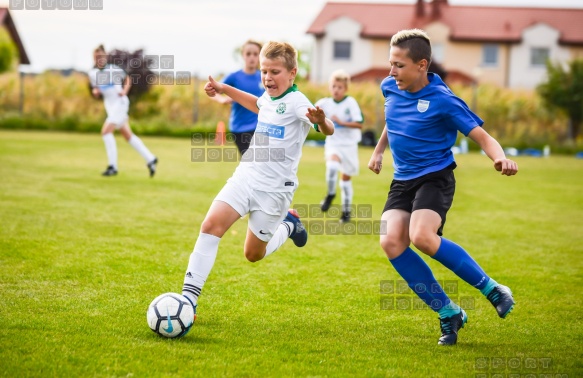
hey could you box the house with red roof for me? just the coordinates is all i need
[306,0,583,89]
[0,7,30,66]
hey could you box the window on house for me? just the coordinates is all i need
[531,47,549,67]
[333,41,351,60]
[482,44,498,66]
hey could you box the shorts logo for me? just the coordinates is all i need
[417,100,430,113]
[259,230,269,235]
[285,182,294,186]
[276,103,287,114]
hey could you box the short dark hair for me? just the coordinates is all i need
[390,29,432,64]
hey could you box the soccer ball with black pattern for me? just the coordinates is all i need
[147,293,194,338]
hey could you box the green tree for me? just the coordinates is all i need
[0,28,17,73]
[537,59,583,141]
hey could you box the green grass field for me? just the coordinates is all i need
[1,130,582,377]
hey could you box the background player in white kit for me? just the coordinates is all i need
[89,45,158,177]
[181,41,334,318]
[316,70,364,222]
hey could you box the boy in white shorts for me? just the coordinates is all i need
[88,45,158,177]
[316,70,364,222]
[181,41,334,319]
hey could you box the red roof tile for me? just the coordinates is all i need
[307,2,583,45]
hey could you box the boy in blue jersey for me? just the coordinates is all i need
[368,29,518,346]
[210,40,265,155]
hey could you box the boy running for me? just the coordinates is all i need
[369,29,518,345]
[182,41,334,319]
[316,70,364,222]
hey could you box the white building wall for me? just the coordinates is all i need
[310,17,371,83]
[509,23,571,89]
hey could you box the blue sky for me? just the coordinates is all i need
[2,0,583,74]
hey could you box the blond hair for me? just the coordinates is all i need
[390,29,432,63]
[330,69,351,87]
[242,39,262,53]
[94,44,106,54]
[260,41,297,71]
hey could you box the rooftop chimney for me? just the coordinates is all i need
[431,0,447,19]
[416,0,425,18]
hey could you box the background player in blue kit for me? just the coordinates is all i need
[368,29,518,346]
[210,40,265,155]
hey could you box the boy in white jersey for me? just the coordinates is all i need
[88,45,158,177]
[315,70,364,222]
[181,41,334,319]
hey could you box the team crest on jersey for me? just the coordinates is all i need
[276,103,286,114]
[417,100,430,113]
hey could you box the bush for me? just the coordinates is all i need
[0,71,581,150]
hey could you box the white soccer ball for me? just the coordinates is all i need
[147,293,195,338]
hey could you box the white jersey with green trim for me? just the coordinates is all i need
[230,85,317,193]
[315,96,363,146]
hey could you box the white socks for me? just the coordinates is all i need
[326,160,340,195]
[339,179,353,213]
[128,134,155,163]
[264,221,293,257]
[102,133,117,168]
[182,233,221,306]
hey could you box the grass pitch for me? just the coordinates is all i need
[0,130,582,377]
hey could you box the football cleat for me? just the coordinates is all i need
[320,194,336,212]
[183,295,198,323]
[285,209,308,247]
[487,284,515,318]
[438,309,468,346]
[102,165,118,176]
[340,210,351,223]
[147,157,158,178]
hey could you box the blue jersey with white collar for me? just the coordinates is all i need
[381,73,483,180]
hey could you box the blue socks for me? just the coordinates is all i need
[480,277,498,296]
[389,247,451,312]
[432,237,490,290]
[389,239,498,318]
[437,301,461,319]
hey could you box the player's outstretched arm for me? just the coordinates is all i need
[205,75,258,114]
[368,126,388,174]
[307,106,334,135]
[468,127,518,176]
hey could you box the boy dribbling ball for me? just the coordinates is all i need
[181,41,334,320]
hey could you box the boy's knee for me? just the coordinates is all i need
[380,235,403,259]
[200,219,224,237]
[410,231,437,255]
[244,249,264,263]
